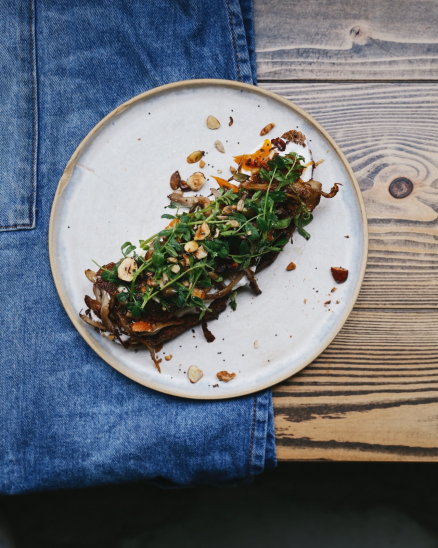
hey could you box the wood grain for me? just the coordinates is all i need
[274,309,438,461]
[254,0,438,81]
[257,1,438,461]
[261,82,438,309]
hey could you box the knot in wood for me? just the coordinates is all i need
[389,177,413,199]
[350,26,362,38]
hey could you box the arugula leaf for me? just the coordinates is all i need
[152,251,165,266]
[272,217,291,229]
[239,240,249,256]
[121,242,136,257]
[259,168,270,182]
[246,224,260,241]
[257,218,268,232]
[101,270,118,283]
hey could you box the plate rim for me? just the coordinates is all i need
[49,78,369,400]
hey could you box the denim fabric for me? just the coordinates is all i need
[0,0,276,494]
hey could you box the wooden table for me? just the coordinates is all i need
[255,0,438,461]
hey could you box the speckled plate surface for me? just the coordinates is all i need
[49,79,368,399]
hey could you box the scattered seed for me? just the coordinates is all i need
[118,258,137,282]
[165,355,173,361]
[199,159,206,168]
[229,116,233,126]
[170,170,181,190]
[331,266,349,283]
[214,140,225,153]
[207,115,220,129]
[187,150,204,164]
[260,122,275,136]
[186,172,206,191]
[226,220,239,228]
[188,365,203,383]
[195,246,208,260]
[194,222,211,241]
[184,241,199,253]
[331,287,337,293]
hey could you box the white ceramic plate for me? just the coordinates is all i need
[49,79,368,400]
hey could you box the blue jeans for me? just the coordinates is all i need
[0,0,275,493]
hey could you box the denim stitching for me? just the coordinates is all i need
[0,0,36,230]
[247,394,257,474]
[29,0,36,229]
[225,0,242,82]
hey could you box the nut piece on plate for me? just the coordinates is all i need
[188,365,203,383]
[214,140,225,153]
[286,261,296,271]
[207,115,220,129]
[195,246,207,260]
[260,123,275,136]
[331,266,349,283]
[117,258,137,282]
[230,166,236,174]
[170,170,181,190]
[194,222,210,241]
[187,172,206,191]
[192,287,206,299]
[187,150,204,164]
[199,159,206,168]
[184,241,199,253]
[217,371,236,382]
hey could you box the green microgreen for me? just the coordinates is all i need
[91,150,315,319]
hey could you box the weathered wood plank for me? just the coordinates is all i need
[273,309,438,461]
[254,0,438,81]
[260,82,438,308]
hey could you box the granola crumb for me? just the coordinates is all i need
[331,287,337,293]
[165,354,173,361]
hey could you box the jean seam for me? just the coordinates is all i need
[0,0,37,231]
[247,394,257,475]
[225,0,242,82]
